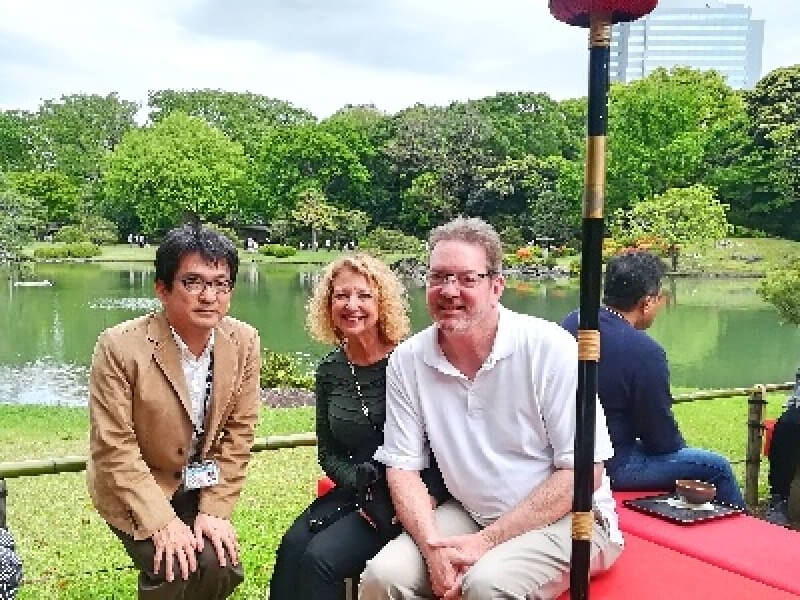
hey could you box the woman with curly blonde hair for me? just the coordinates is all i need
[270,254,448,600]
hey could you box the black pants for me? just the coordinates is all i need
[270,494,383,600]
[769,405,800,497]
[110,489,244,600]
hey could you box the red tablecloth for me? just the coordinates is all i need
[614,491,800,596]
[557,533,799,599]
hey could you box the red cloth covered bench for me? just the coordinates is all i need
[557,533,798,599]
[614,491,800,596]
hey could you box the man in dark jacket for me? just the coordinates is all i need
[562,251,744,506]
[765,375,800,526]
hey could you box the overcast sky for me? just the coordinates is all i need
[1,1,797,119]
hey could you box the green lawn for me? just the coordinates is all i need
[0,390,792,598]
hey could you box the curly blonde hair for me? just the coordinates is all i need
[306,253,411,346]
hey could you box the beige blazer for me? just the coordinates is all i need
[86,311,261,540]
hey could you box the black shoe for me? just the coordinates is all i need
[765,495,790,527]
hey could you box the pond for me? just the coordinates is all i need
[1,262,798,406]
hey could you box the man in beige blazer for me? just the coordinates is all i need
[87,224,261,599]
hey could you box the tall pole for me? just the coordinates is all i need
[571,11,611,600]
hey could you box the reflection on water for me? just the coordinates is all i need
[1,263,799,405]
[0,359,88,406]
[89,298,162,311]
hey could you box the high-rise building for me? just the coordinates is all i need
[611,0,764,89]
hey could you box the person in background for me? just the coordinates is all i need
[359,218,621,600]
[270,254,448,600]
[765,375,800,526]
[562,251,744,507]
[87,224,261,599]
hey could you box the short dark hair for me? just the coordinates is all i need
[155,225,239,290]
[602,251,667,311]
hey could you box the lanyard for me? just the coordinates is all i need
[192,352,214,446]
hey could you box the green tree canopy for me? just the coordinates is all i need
[759,261,800,325]
[104,112,247,234]
[251,123,370,220]
[32,93,138,182]
[0,110,35,172]
[290,186,338,249]
[610,184,731,270]
[741,65,800,238]
[0,176,45,263]
[6,170,81,225]
[607,68,746,214]
[147,89,316,157]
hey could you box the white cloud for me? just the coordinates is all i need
[0,0,797,119]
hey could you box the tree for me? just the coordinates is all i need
[6,171,81,225]
[0,110,35,172]
[290,186,338,249]
[741,65,800,239]
[252,124,370,219]
[759,262,800,325]
[0,176,45,268]
[148,89,315,157]
[609,184,731,271]
[473,155,583,242]
[607,68,746,214]
[32,93,138,182]
[384,102,504,234]
[104,112,247,234]
[470,92,581,160]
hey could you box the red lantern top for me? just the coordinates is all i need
[549,0,658,27]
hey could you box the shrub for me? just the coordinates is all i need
[260,350,315,390]
[759,261,800,325]
[66,242,101,258]
[34,244,70,259]
[259,244,297,258]
[732,225,768,238]
[53,225,89,243]
[203,223,243,248]
[81,215,119,245]
[360,227,424,253]
[568,258,581,277]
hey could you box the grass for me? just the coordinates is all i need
[23,243,416,266]
[0,388,793,598]
[677,237,800,275]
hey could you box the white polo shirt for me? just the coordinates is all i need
[375,305,621,543]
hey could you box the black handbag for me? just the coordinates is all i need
[355,462,402,542]
[307,485,356,533]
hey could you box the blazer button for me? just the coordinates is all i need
[177,447,184,455]
[174,472,181,479]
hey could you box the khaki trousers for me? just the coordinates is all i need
[110,489,244,600]
[359,500,622,600]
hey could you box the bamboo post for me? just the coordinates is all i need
[745,385,767,507]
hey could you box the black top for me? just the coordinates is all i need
[562,307,685,472]
[315,348,388,492]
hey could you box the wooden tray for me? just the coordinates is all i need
[623,493,745,525]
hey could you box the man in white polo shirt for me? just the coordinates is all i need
[359,217,622,600]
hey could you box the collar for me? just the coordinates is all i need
[423,304,515,374]
[601,305,632,325]
[170,326,215,362]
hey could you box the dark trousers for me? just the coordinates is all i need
[769,405,800,497]
[270,496,382,600]
[110,490,243,600]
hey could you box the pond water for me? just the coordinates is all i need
[1,262,798,406]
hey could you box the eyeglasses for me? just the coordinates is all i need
[426,271,495,289]
[180,276,233,295]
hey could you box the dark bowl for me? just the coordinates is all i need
[675,479,716,504]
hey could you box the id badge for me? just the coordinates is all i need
[183,460,220,490]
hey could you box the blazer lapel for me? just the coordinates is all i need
[204,323,237,449]
[149,313,192,420]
